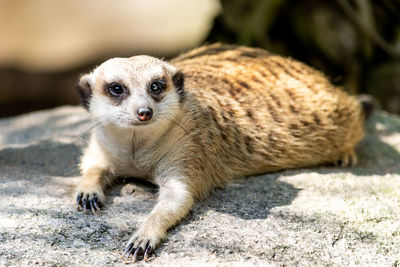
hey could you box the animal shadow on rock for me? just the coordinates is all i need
[319,112,400,176]
[107,177,159,214]
[203,173,299,221]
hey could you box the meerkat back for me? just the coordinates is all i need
[172,44,365,176]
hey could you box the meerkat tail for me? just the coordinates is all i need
[358,94,377,121]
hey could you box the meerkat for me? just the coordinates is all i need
[75,43,371,263]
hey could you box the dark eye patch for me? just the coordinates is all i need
[148,78,167,101]
[103,82,130,105]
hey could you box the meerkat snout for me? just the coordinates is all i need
[137,107,153,121]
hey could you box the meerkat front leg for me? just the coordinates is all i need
[121,178,195,263]
[75,135,113,214]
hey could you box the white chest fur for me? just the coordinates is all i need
[95,127,152,179]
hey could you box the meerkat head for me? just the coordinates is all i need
[77,56,184,129]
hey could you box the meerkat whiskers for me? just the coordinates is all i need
[78,120,104,141]
[161,114,190,136]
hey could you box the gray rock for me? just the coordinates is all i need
[0,106,399,266]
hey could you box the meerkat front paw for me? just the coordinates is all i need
[121,225,164,263]
[75,183,105,214]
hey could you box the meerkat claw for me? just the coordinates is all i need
[131,247,142,263]
[76,194,83,210]
[121,241,152,263]
[143,244,152,262]
[123,245,137,263]
[76,192,103,214]
[82,198,88,213]
[121,243,132,258]
[89,200,96,214]
[92,196,101,211]
[121,243,134,261]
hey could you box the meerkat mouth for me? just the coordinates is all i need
[131,121,151,126]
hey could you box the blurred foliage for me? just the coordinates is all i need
[207,0,400,113]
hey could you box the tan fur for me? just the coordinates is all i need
[75,43,365,262]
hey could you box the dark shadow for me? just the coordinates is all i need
[199,173,299,220]
[112,177,158,192]
[0,140,82,178]
[106,177,159,209]
[351,111,400,175]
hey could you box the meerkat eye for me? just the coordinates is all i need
[108,83,124,96]
[149,80,166,95]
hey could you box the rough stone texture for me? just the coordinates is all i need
[0,106,399,266]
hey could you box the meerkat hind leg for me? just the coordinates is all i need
[335,149,358,167]
[122,178,195,263]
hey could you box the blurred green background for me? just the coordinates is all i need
[208,0,400,112]
[0,0,399,118]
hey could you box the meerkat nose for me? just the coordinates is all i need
[137,107,153,121]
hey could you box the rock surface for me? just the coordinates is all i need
[0,106,399,266]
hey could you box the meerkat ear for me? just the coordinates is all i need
[172,71,185,102]
[77,74,92,110]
